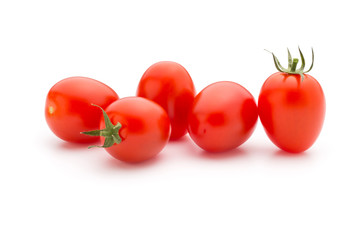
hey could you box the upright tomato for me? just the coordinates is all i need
[137,61,196,140]
[45,76,119,143]
[188,81,258,153]
[82,97,171,163]
[258,48,325,153]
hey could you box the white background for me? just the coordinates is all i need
[1,0,359,239]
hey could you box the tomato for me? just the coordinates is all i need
[82,97,171,163]
[188,81,258,153]
[137,61,195,140]
[45,76,119,143]
[258,48,325,153]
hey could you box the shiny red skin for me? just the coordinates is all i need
[137,61,195,140]
[45,77,119,143]
[100,97,170,163]
[188,81,258,153]
[258,72,325,153]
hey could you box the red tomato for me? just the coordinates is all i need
[137,61,195,140]
[45,76,119,143]
[258,48,325,153]
[258,73,325,153]
[188,81,258,153]
[83,97,171,163]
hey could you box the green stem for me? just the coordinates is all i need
[81,104,122,149]
[290,58,299,72]
[265,47,315,81]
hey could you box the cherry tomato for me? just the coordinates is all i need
[188,81,258,153]
[137,61,195,140]
[258,48,325,153]
[45,76,119,143]
[83,97,171,163]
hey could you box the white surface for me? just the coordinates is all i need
[1,0,359,239]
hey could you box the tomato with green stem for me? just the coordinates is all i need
[137,61,196,140]
[45,76,119,143]
[82,97,171,163]
[258,47,325,153]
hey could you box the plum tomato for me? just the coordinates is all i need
[137,61,196,140]
[188,81,258,153]
[82,97,171,163]
[45,76,119,143]
[258,48,325,153]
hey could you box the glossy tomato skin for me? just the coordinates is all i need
[45,77,119,143]
[258,72,325,153]
[100,97,170,163]
[188,81,258,153]
[137,61,195,140]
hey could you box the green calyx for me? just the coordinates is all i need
[266,47,314,81]
[81,104,122,149]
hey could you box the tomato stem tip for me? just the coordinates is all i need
[81,104,122,148]
[266,47,314,81]
[290,58,299,72]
